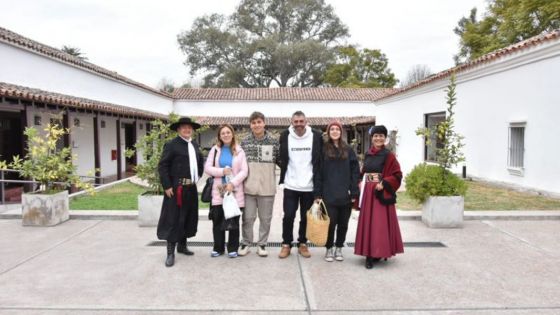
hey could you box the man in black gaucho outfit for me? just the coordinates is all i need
[157,117,203,267]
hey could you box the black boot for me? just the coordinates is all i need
[365,257,374,269]
[165,242,176,267]
[365,257,381,269]
[177,239,194,256]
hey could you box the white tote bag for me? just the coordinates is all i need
[222,191,242,219]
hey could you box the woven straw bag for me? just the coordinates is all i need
[306,200,330,246]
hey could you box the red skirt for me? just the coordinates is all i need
[354,181,404,258]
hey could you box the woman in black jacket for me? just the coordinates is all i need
[315,121,360,262]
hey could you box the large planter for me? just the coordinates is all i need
[138,193,163,227]
[22,190,69,226]
[421,196,464,228]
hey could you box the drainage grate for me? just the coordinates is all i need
[147,241,446,248]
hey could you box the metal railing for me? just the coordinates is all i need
[0,168,105,204]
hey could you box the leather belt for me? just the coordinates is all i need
[179,178,193,185]
[364,173,382,182]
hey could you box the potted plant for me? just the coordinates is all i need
[127,114,207,226]
[406,73,468,228]
[1,123,94,226]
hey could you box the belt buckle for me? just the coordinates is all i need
[366,173,378,182]
[181,178,192,185]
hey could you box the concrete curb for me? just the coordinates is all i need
[1,208,559,221]
[0,208,212,221]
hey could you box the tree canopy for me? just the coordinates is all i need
[323,45,398,88]
[61,45,88,61]
[178,0,350,87]
[454,0,560,64]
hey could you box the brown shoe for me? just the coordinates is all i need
[298,244,311,258]
[278,244,291,258]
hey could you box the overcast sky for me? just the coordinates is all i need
[0,0,487,88]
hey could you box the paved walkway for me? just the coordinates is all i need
[1,190,560,314]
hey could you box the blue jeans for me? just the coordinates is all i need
[282,188,314,246]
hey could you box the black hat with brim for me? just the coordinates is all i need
[170,117,201,130]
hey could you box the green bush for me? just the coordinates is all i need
[2,123,94,194]
[405,163,467,203]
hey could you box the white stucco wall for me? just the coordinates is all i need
[0,42,174,114]
[173,100,375,117]
[135,121,147,165]
[68,113,95,177]
[374,87,446,177]
[375,40,560,194]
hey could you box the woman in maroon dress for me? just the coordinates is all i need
[354,125,404,269]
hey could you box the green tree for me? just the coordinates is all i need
[61,45,88,61]
[416,73,465,170]
[407,73,467,202]
[454,0,560,63]
[177,0,349,87]
[323,45,398,88]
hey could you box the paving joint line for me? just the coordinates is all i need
[482,220,557,258]
[296,253,312,315]
[0,220,104,277]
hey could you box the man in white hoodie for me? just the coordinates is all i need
[278,111,323,258]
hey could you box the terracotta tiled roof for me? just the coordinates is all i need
[378,28,560,101]
[193,116,375,127]
[0,27,171,98]
[174,87,393,101]
[0,82,166,119]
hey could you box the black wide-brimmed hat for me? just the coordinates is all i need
[170,117,201,130]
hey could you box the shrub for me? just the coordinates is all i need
[405,163,467,203]
[1,123,95,194]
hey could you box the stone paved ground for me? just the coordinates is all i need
[1,188,559,314]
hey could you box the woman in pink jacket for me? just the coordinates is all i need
[204,124,248,258]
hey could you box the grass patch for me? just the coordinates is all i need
[397,181,560,210]
[71,181,210,210]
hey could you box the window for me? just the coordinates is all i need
[424,112,445,162]
[508,122,525,175]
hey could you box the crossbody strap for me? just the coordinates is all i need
[212,147,217,167]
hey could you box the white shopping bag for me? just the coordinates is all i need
[222,191,242,219]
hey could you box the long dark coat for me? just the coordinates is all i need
[156,136,203,242]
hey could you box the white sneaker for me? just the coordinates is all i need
[238,245,250,256]
[324,248,334,262]
[335,247,344,261]
[257,245,268,257]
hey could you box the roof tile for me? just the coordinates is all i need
[174,87,393,101]
[0,82,165,119]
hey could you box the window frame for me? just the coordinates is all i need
[507,121,526,176]
[423,111,446,163]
